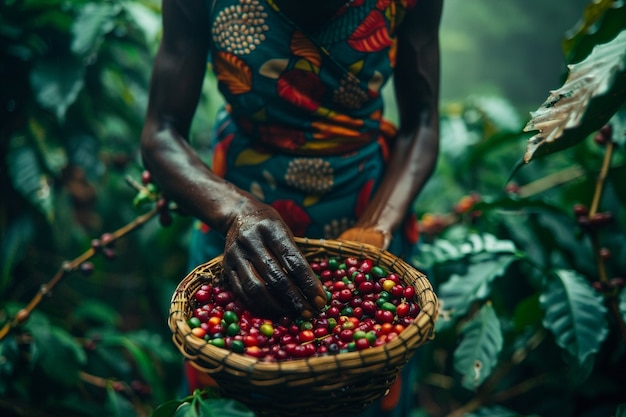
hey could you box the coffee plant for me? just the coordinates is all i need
[1,0,625,417]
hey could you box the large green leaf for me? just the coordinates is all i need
[30,54,85,122]
[539,269,609,365]
[454,303,503,391]
[421,233,518,265]
[437,254,516,330]
[521,30,626,163]
[71,3,122,56]
[7,134,54,221]
[563,0,626,64]
[615,403,626,417]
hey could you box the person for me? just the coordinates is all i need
[140,0,442,415]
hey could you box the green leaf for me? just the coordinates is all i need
[615,403,626,417]
[7,135,54,221]
[563,0,626,64]
[151,400,185,417]
[106,384,137,417]
[196,398,256,417]
[539,269,609,365]
[607,106,626,147]
[100,334,166,403]
[522,30,626,163]
[512,294,543,331]
[437,254,516,329]
[71,3,122,56]
[30,54,85,122]
[34,326,87,387]
[123,1,162,45]
[0,216,35,295]
[464,405,540,417]
[73,300,121,328]
[421,233,517,264]
[454,303,503,391]
[173,402,199,417]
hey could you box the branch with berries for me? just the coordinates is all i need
[573,125,626,342]
[0,171,172,341]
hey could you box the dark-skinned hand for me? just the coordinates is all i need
[221,201,327,319]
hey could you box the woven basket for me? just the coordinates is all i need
[169,237,438,417]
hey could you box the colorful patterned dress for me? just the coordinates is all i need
[189,0,419,268]
[186,0,420,415]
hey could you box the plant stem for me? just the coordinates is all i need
[516,165,585,198]
[0,207,159,341]
[588,141,613,218]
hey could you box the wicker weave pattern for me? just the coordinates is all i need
[169,238,438,417]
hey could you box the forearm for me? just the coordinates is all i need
[358,0,442,235]
[356,112,439,234]
[141,123,256,236]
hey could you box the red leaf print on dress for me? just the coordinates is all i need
[259,125,306,151]
[348,11,392,52]
[277,70,325,112]
[212,133,235,178]
[355,179,374,219]
[271,200,311,237]
[375,0,391,10]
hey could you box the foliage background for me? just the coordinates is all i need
[1,0,625,416]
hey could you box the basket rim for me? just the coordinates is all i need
[169,237,439,372]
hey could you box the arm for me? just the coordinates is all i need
[338,0,442,249]
[141,0,326,318]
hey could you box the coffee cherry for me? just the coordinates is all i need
[91,239,102,252]
[594,124,612,145]
[156,197,169,212]
[599,248,611,261]
[159,211,173,227]
[100,233,115,247]
[141,170,152,185]
[102,247,116,261]
[609,277,625,288]
[79,262,95,276]
[505,182,520,195]
[573,204,588,217]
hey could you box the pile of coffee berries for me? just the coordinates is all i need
[187,255,421,361]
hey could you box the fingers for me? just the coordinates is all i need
[223,250,288,318]
[223,237,321,319]
[221,208,327,318]
[270,239,327,311]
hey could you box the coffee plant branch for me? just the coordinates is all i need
[586,141,626,342]
[0,179,161,341]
